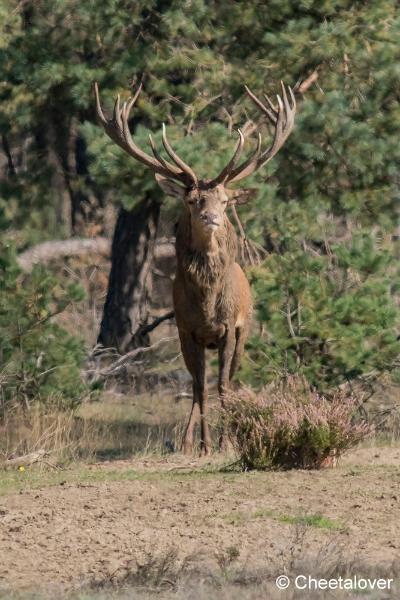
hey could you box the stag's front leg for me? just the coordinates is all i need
[193,343,211,456]
[179,333,211,455]
[183,384,200,455]
[218,327,236,450]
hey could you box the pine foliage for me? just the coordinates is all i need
[0,0,399,395]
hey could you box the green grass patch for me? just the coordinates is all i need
[0,462,243,496]
[278,513,345,530]
[0,466,142,496]
[219,509,344,531]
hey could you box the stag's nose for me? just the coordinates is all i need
[200,211,220,228]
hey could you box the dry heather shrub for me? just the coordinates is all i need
[224,377,372,470]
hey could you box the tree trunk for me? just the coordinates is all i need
[42,120,72,231]
[57,115,107,237]
[1,135,16,177]
[98,195,161,352]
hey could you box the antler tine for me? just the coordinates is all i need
[148,134,182,175]
[162,123,198,185]
[226,82,296,183]
[245,85,277,124]
[162,124,198,186]
[94,82,196,185]
[263,93,278,121]
[227,132,262,183]
[280,80,289,108]
[208,128,245,186]
[289,85,296,111]
[282,82,296,133]
[125,82,143,114]
[94,82,107,125]
[269,94,284,151]
[112,94,122,130]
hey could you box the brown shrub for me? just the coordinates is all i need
[224,377,372,470]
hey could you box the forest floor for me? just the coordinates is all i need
[0,444,399,599]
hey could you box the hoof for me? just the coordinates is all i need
[182,444,193,455]
[200,445,211,457]
[219,434,228,453]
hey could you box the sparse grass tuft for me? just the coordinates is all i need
[19,533,397,600]
[89,547,204,594]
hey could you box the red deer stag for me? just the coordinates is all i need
[94,81,296,454]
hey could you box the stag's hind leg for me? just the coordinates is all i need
[229,326,247,381]
[179,333,211,455]
[218,328,236,451]
[218,328,236,400]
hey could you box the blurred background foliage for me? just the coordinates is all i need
[0,0,399,410]
[0,242,86,415]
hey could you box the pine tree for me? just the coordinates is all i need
[1,0,399,385]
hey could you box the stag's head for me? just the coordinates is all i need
[94,81,296,236]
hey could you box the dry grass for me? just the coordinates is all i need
[2,377,398,472]
[0,407,99,466]
[26,528,398,599]
[0,390,192,467]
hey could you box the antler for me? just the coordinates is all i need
[94,82,197,187]
[208,82,296,186]
[94,81,295,189]
[227,82,296,183]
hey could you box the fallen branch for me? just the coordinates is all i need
[87,335,178,380]
[17,237,176,271]
[17,237,110,271]
[3,449,49,469]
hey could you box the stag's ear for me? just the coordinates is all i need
[155,174,186,200]
[226,188,257,206]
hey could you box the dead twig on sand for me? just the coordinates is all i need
[2,448,61,470]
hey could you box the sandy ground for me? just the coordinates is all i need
[0,446,399,597]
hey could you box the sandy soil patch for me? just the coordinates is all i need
[0,445,399,596]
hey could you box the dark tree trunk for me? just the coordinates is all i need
[98,195,161,353]
[56,115,106,236]
[69,121,108,236]
[1,135,16,177]
[41,120,71,230]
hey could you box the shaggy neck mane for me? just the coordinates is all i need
[176,212,238,288]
